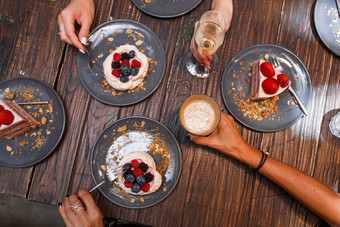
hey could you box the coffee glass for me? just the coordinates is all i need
[179,95,221,136]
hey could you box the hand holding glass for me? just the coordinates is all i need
[186,10,227,78]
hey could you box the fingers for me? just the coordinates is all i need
[78,190,102,221]
[64,195,89,227]
[58,202,73,227]
[63,17,84,51]
[78,19,92,46]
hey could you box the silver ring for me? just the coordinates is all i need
[59,28,65,32]
[70,200,84,214]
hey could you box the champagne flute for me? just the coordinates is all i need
[186,10,227,78]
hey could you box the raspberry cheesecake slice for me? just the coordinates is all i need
[249,59,291,100]
[0,100,42,139]
[116,151,162,195]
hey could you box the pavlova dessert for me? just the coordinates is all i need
[249,59,291,100]
[103,44,148,91]
[117,151,162,195]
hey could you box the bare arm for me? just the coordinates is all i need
[191,113,340,226]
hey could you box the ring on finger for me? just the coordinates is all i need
[70,200,84,214]
[58,28,65,35]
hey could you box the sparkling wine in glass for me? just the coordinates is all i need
[186,10,226,78]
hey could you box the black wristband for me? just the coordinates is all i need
[253,151,268,172]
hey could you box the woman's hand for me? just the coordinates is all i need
[58,0,95,53]
[58,190,103,227]
[190,112,250,160]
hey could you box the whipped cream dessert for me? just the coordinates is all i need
[117,151,162,195]
[250,59,291,100]
[103,44,148,91]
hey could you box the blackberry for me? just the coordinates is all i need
[122,163,132,172]
[138,162,149,172]
[128,50,135,59]
[111,61,120,69]
[130,67,139,76]
[136,175,146,186]
[144,173,154,182]
[120,76,129,83]
[121,52,130,60]
[131,183,141,193]
[124,173,135,183]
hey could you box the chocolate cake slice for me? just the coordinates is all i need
[0,100,42,139]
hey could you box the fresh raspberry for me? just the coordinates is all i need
[0,110,14,125]
[112,68,120,78]
[131,159,139,168]
[124,181,133,188]
[262,78,279,94]
[113,53,122,62]
[133,168,144,177]
[277,73,290,87]
[0,105,4,112]
[131,59,141,68]
[260,62,275,77]
[120,59,130,66]
[141,183,150,192]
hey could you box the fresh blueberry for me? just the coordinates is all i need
[120,76,129,83]
[130,67,139,76]
[120,65,131,77]
[123,163,132,172]
[136,175,146,186]
[131,183,141,193]
[128,50,135,59]
[124,173,135,183]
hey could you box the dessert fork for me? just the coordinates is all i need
[271,56,308,116]
[83,45,105,77]
[89,165,124,192]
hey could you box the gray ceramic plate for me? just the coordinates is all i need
[77,19,166,106]
[0,77,65,167]
[221,44,312,132]
[314,0,340,56]
[131,0,202,18]
[90,116,181,208]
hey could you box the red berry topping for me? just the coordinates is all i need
[0,105,4,112]
[120,59,130,66]
[131,159,139,168]
[133,168,144,177]
[124,181,133,188]
[277,73,290,88]
[0,110,14,125]
[262,78,279,94]
[112,68,120,78]
[260,62,275,77]
[131,59,141,68]
[141,183,150,192]
[113,53,122,62]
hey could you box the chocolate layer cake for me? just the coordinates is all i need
[0,100,42,139]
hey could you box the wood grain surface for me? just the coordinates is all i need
[1,0,339,226]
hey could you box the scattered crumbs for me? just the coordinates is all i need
[6,145,12,152]
[145,0,151,3]
[117,125,127,132]
[19,140,28,146]
[6,90,15,99]
[103,134,108,139]
[126,29,133,34]
[41,117,47,125]
[264,54,269,60]
[135,40,143,46]
[101,165,107,171]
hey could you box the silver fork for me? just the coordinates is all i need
[83,45,105,77]
[89,165,124,192]
[272,56,309,116]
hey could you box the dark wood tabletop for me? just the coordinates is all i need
[1,0,339,226]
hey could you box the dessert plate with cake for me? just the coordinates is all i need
[90,116,181,208]
[0,77,65,167]
[77,19,166,106]
[221,44,312,132]
[131,0,202,18]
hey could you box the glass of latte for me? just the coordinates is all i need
[180,95,221,136]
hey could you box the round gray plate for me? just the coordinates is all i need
[90,116,181,209]
[0,77,65,167]
[77,19,166,106]
[221,44,312,132]
[314,0,340,56]
[132,0,202,18]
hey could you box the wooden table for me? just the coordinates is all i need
[1,0,339,226]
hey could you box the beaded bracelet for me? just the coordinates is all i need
[253,151,268,172]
